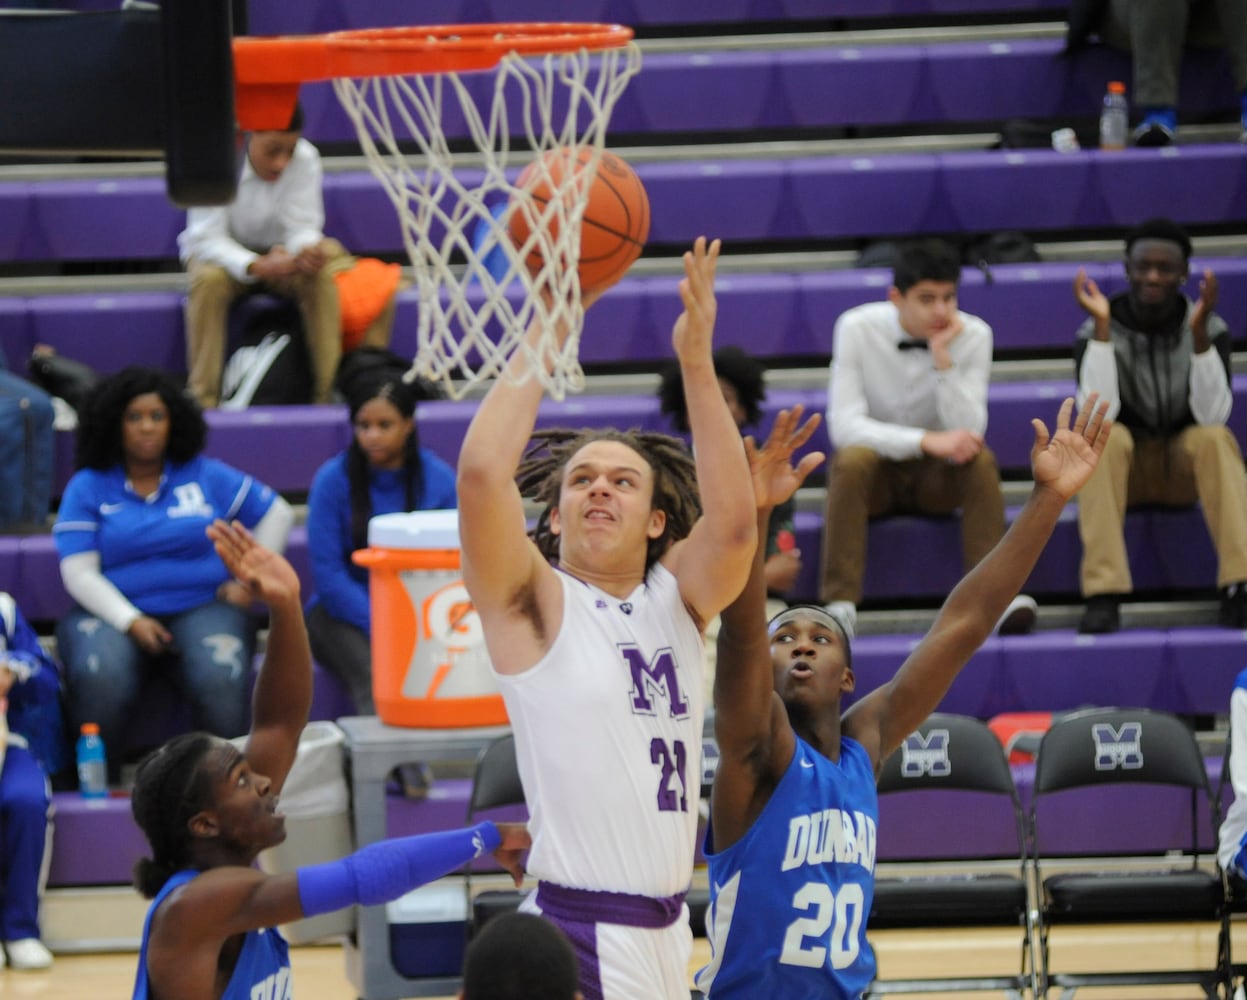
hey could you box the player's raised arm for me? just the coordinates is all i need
[712,409,824,848]
[207,519,310,793]
[457,315,565,663]
[664,238,757,623]
[844,396,1111,767]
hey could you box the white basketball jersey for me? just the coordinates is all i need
[495,564,705,897]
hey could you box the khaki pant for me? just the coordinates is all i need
[1078,423,1247,596]
[819,446,1006,605]
[1101,0,1247,108]
[184,238,397,406]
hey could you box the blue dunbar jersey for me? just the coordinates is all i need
[132,869,291,1000]
[55,456,276,615]
[697,734,879,1000]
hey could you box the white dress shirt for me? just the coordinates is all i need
[177,137,326,282]
[827,300,993,461]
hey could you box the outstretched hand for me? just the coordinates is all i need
[492,822,531,888]
[745,405,826,510]
[1030,395,1112,501]
[1191,267,1219,334]
[1073,268,1110,325]
[206,520,300,607]
[671,237,722,364]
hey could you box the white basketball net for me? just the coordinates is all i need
[333,42,642,400]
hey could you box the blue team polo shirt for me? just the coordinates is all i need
[54,456,277,616]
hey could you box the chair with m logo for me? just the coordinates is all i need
[1030,707,1230,1000]
[866,713,1037,998]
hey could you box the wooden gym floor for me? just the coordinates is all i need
[11,924,1247,999]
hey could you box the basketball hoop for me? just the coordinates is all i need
[234,24,641,400]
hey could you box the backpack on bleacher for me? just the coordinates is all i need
[220,304,313,409]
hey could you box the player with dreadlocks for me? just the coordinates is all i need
[128,520,529,1000]
[458,236,756,1000]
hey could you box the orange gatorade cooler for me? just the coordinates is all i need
[352,510,507,728]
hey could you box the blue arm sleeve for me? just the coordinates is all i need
[296,821,503,917]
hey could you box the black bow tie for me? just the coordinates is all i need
[897,339,929,351]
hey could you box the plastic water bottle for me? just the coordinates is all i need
[76,722,108,799]
[1099,81,1128,151]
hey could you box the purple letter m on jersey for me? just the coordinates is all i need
[623,644,690,719]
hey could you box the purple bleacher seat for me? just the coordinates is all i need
[1165,628,1247,716]
[16,256,1247,383]
[849,628,1247,722]
[322,173,405,254]
[1095,144,1247,227]
[796,270,889,353]
[790,154,945,238]
[639,158,787,245]
[0,296,31,363]
[284,39,1237,147]
[203,405,353,494]
[11,146,1247,262]
[941,148,1094,232]
[29,176,182,261]
[778,46,928,129]
[928,39,1105,123]
[0,536,20,599]
[28,292,184,375]
[1001,628,1170,710]
[0,183,32,261]
[631,50,781,134]
[48,792,144,887]
[790,498,1221,606]
[958,261,1107,353]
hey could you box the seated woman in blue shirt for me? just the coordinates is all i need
[53,368,292,781]
[304,369,456,714]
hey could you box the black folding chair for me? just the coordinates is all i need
[464,733,528,936]
[1030,707,1230,1000]
[866,713,1037,999]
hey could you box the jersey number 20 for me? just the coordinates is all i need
[780,882,864,970]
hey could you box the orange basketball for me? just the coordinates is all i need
[508,147,650,294]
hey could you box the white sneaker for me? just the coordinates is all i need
[996,594,1038,636]
[5,938,53,970]
[823,601,858,640]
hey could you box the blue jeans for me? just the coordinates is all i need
[0,744,51,940]
[56,600,255,775]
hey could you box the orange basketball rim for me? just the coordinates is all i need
[232,23,636,132]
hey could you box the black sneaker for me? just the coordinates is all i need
[1132,121,1175,147]
[1078,594,1121,634]
[1220,582,1247,629]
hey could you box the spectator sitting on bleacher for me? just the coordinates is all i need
[0,591,67,971]
[0,346,54,534]
[1073,218,1247,634]
[52,368,293,782]
[658,345,802,610]
[1068,0,1247,146]
[304,362,456,716]
[177,102,398,408]
[819,238,1038,638]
